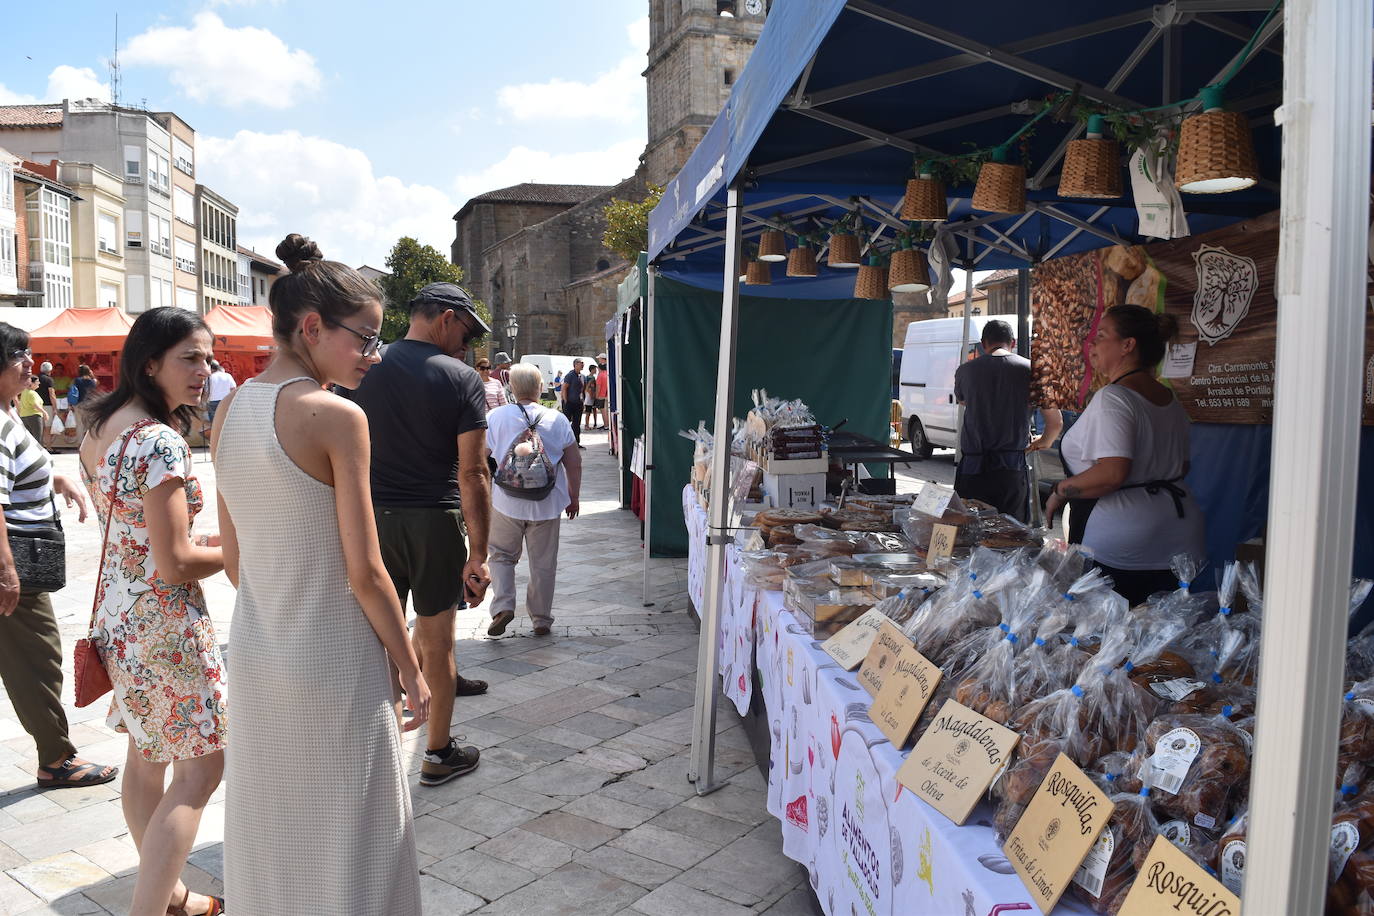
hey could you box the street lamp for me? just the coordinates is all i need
[505,314,519,357]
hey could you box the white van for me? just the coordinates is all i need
[898,315,1020,457]
[518,354,599,397]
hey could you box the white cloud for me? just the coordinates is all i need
[198,130,456,268]
[121,13,320,109]
[497,19,646,123]
[0,65,110,105]
[453,139,643,203]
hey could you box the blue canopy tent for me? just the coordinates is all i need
[651,1,1371,911]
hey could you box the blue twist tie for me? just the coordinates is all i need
[897,590,909,600]
[1347,692,1356,702]
[1219,606,1233,616]
[1211,672,1223,684]
[1344,783,1360,796]
[1070,637,1081,647]
[1139,787,1151,797]
[1221,705,1234,718]
[1209,649,1219,658]
[1063,592,1076,602]
[1179,580,1191,589]
[1205,867,1219,878]
[1005,632,1019,644]
[1124,661,1135,673]
[999,623,1010,633]
[969,572,979,581]
[1034,637,1046,647]
[1105,773,1118,782]
[1071,685,1085,698]
[973,589,984,600]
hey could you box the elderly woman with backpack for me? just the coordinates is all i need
[484,363,581,637]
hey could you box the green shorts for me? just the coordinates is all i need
[373,505,468,616]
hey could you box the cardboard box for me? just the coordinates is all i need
[762,472,826,509]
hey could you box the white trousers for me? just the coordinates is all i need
[488,510,562,627]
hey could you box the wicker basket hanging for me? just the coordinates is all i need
[757,228,788,262]
[854,262,889,300]
[900,174,948,221]
[744,259,772,285]
[828,233,862,268]
[888,247,930,293]
[1059,137,1122,198]
[972,160,1027,213]
[1175,108,1259,194]
[786,245,819,277]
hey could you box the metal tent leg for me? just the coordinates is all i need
[687,181,744,797]
[1244,0,1371,908]
[642,266,657,607]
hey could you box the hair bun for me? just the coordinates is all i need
[276,233,324,272]
[1155,311,1180,343]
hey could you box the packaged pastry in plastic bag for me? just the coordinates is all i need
[1215,810,1248,895]
[953,570,1054,724]
[1071,781,1159,913]
[901,547,1017,664]
[1142,713,1250,832]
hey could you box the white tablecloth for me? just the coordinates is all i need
[684,487,1091,916]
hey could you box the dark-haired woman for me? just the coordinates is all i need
[1046,304,1206,604]
[79,307,227,916]
[0,323,118,795]
[214,233,426,915]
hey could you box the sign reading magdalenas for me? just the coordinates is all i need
[899,699,1021,826]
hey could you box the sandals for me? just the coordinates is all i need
[35,757,118,790]
[168,888,225,915]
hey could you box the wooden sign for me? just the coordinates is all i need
[1004,753,1116,915]
[870,644,942,747]
[898,699,1020,825]
[927,523,958,563]
[857,619,909,697]
[821,608,888,670]
[1116,835,1240,916]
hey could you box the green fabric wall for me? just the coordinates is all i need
[617,307,644,508]
[649,275,893,557]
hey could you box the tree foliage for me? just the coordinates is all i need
[377,237,491,342]
[602,185,662,263]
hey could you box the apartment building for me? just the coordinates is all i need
[0,100,211,314]
[237,245,281,306]
[58,161,127,310]
[153,112,200,312]
[196,185,237,311]
[0,150,17,299]
[15,160,75,309]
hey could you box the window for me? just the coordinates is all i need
[100,282,119,309]
[150,277,172,309]
[46,273,72,309]
[40,190,71,268]
[174,236,196,274]
[156,216,172,257]
[98,212,118,254]
[0,227,15,280]
[149,153,170,194]
[0,163,11,210]
[123,145,142,183]
[173,138,194,175]
[238,266,251,301]
[127,275,146,313]
[174,187,195,224]
[723,68,735,86]
[125,209,144,247]
[176,285,197,311]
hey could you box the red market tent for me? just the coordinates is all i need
[204,304,275,382]
[29,307,133,353]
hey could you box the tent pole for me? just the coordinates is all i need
[1244,0,1371,909]
[954,253,974,467]
[642,266,657,607]
[688,180,744,796]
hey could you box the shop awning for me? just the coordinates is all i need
[29,307,134,353]
[205,304,275,351]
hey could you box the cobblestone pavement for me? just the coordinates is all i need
[0,428,815,915]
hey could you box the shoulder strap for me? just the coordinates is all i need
[88,422,145,638]
[518,403,541,431]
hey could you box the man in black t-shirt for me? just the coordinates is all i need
[35,362,55,445]
[351,282,492,787]
[562,359,586,448]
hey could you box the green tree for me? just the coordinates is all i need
[601,185,662,263]
[377,237,491,342]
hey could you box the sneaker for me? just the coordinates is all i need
[487,610,515,636]
[420,739,481,786]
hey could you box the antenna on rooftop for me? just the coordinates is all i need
[109,14,121,106]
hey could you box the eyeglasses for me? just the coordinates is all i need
[6,348,31,364]
[322,318,382,357]
[477,365,491,371]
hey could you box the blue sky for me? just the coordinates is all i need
[2,0,649,268]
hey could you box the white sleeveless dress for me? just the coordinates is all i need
[218,378,420,916]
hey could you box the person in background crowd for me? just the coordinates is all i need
[476,357,508,412]
[553,370,564,406]
[213,233,428,914]
[484,363,581,637]
[490,351,512,387]
[561,358,586,449]
[18,376,47,443]
[0,325,114,802]
[35,360,55,415]
[79,308,227,916]
[67,364,99,443]
[351,280,492,787]
[1046,304,1207,605]
[952,320,1061,521]
[583,364,601,432]
[202,360,237,443]
[594,353,610,431]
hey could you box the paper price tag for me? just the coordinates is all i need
[857,619,909,697]
[820,608,888,670]
[1161,341,1198,379]
[870,643,942,748]
[1004,753,1116,915]
[927,523,958,563]
[899,699,1020,826]
[1117,835,1240,916]
[912,482,955,518]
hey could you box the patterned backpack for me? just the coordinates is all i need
[493,405,558,500]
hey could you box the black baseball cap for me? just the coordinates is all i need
[410,282,491,336]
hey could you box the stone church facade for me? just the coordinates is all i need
[451,0,933,356]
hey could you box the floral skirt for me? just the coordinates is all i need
[100,584,228,762]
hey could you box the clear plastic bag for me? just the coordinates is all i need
[951,569,1054,724]
[1141,712,1250,831]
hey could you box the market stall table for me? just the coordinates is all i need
[684,487,1092,916]
[826,430,919,494]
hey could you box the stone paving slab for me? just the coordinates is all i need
[0,432,813,914]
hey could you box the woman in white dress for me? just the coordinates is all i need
[212,233,430,915]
